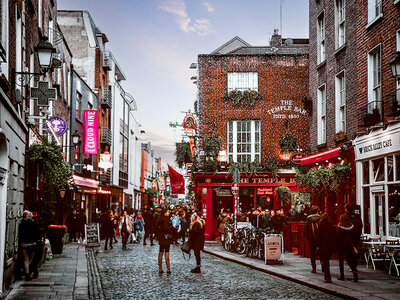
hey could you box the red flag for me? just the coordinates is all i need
[168,164,185,194]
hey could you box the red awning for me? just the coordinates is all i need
[300,146,341,165]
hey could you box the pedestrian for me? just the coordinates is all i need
[104,210,115,250]
[304,205,321,273]
[157,208,173,274]
[66,210,78,242]
[272,210,285,234]
[143,207,155,246]
[129,211,137,243]
[77,210,87,243]
[171,210,181,244]
[189,213,206,273]
[134,214,144,243]
[18,210,40,281]
[337,209,359,282]
[30,212,44,279]
[119,210,132,250]
[287,205,296,220]
[217,210,232,242]
[113,211,119,244]
[180,210,188,243]
[317,213,335,283]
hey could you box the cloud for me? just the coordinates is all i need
[158,0,213,36]
[203,2,215,13]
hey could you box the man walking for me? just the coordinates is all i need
[304,205,321,273]
[143,207,155,246]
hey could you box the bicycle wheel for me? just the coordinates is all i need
[236,237,246,254]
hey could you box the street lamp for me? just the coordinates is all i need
[35,39,57,70]
[71,130,81,146]
[390,51,400,84]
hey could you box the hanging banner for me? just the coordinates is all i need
[189,137,196,157]
[84,110,98,155]
[158,176,166,191]
[152,178,159,191]
[168,164,185,194]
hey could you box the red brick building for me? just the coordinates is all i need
[193,33,310,239]
[308,0,400,238]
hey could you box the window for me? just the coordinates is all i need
[0,0,8,64]
[38,0,42,29]
[397,29,400,102]
[317,85,326,144]
[368,0,382,23]
[372,157,384,182]
[317,12,326,64]
[227,120,260,163]
[335,71,346,133]
[75,91,82,119]
[227,72,258,92]
[368,46,381,113]
[336,0,345,48]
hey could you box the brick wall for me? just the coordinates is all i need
[198,53,310,163]
[309,0,359,154]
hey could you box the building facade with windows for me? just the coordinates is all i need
[308,0,400,237]
[193,33,310,239]
[352,0,400,239]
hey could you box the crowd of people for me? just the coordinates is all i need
[97,204,206,273]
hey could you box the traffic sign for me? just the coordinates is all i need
[231,182,239,195]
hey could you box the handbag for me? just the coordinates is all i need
[181,240,191,260]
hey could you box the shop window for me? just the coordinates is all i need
[372,157,384,182]
[363,187,371,234]
[363,161,370,184]
[396,154,400,181]
[387,156,394,182]
[388,185,400,237]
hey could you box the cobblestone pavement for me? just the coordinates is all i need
[89,239,340,300]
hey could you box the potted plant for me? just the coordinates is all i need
[275,184,291,206]
[336,131,346,139]
[363,108,381,126]
[279,132,298,153]
[224,89,262,106]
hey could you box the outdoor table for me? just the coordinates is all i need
[363,241,387,269]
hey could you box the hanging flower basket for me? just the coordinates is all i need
[224,89,262,106]
[279,132,298,153]
[275,184,291,205]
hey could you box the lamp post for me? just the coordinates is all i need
[71,130,81,146]
[35,39,56,71]
[390,51,400,84]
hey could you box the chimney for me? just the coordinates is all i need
[270,29,282,47]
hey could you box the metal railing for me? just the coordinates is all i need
[361,101,382,126]
[101,88,112,109]
[100,127,112,145]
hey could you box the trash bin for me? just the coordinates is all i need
[47,225,67,254]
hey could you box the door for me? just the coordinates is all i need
[374,193,386,236]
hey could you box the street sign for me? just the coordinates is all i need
[231,182,239,195]
[291,152,305,164]
[31,81,57,106]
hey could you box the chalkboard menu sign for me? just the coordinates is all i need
[85,223,100,247]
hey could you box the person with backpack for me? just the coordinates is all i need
[317,213,335,283]
[304,205,321,274]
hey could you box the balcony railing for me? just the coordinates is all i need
[100,170,112,184]
[103,51,112,70]
[387,88,400,117]
[100,127,112,145]
[362,101,382,126]
[101,88,112,109]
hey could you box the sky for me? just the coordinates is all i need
[58,0,309,169]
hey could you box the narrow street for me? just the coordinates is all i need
[88,241,339,299]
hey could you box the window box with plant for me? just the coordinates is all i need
[363,107,381,126]
[224,89,262,106]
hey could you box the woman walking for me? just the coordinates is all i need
[189,213,206,273]
[337,213,358,282]
[317,213,335,283]
[119,210,132,250]
[104,210,115,250]
[157,209,173,273]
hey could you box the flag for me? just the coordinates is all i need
[168,164,185,194]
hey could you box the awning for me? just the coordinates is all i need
[300,146,341,165]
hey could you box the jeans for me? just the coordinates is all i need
[194,251,201,267]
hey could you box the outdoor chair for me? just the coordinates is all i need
[366,237,390,270]
[386,239,400,276]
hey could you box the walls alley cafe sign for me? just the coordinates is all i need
[353,123,400,161]
[84,110,98,155]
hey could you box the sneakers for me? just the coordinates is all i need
[324,278,332,283]
[353,272,358,282]
[337,276,345,281]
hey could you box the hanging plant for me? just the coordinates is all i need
[330,160,352,189]
[275,184,291,205]
[204,158,219,172]
[175,142,193,168]
[266,157,279,176]
[228,161,262,175]
[224,89,262,106]
[279,132,298,153]
[203,134,221,158]
[28,137,71,190]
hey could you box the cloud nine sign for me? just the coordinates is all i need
[84,110,98,155]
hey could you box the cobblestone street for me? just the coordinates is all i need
[89,240,340,299]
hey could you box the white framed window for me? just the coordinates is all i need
[317,12,326,64]
[317,84,326,144]
[38,0,42,29]
[336,0,346,48]
[335,71,346,133]
[368,45,381,113]
[227,72,258,92]
[227,120,260,163]
[368,0,382,24]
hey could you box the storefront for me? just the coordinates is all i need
[353,122,400,238]
[72,175,98,223]
[194,172,310,240]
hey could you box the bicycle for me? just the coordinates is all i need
[223,224,236,252]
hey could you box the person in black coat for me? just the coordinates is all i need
[317,213,335,283]
[19,211,40,281]
[304,205,321,273]
[157,209,173,273]
[189,213,206,273]
[66,210,78,242]
[103,210,115,250]
[337,211,359,282]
